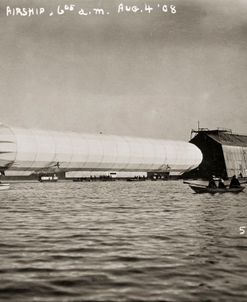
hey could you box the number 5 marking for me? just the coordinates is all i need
[240,226,246,235]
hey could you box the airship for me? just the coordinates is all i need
[0,123,202,175]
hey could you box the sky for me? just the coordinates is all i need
[0,0,246,140]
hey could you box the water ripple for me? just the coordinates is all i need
[0,181,247,301]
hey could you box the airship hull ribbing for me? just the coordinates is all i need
[0,123,202,174]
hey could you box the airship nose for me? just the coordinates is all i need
[0,124,16,170]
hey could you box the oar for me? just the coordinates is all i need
[239,180,247,184]
[183,181,208,187]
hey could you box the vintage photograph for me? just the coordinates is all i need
[0,0,246,301]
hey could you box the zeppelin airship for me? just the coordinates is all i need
[0,123,202,175]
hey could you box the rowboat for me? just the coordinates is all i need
[189,184,245,194]
[0,183,10,190]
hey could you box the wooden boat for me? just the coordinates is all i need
[39,174,58,182]
[126,178,146,182]
[189,184,245,194]
[0,183,10,190]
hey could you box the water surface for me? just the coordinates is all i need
[0,181,246,301]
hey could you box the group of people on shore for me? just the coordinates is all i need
[208,175,241,189]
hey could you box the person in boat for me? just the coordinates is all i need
[218,178,226,189]
[0,170,4,184]
[208,176,217,188]
[229,175,241,188]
